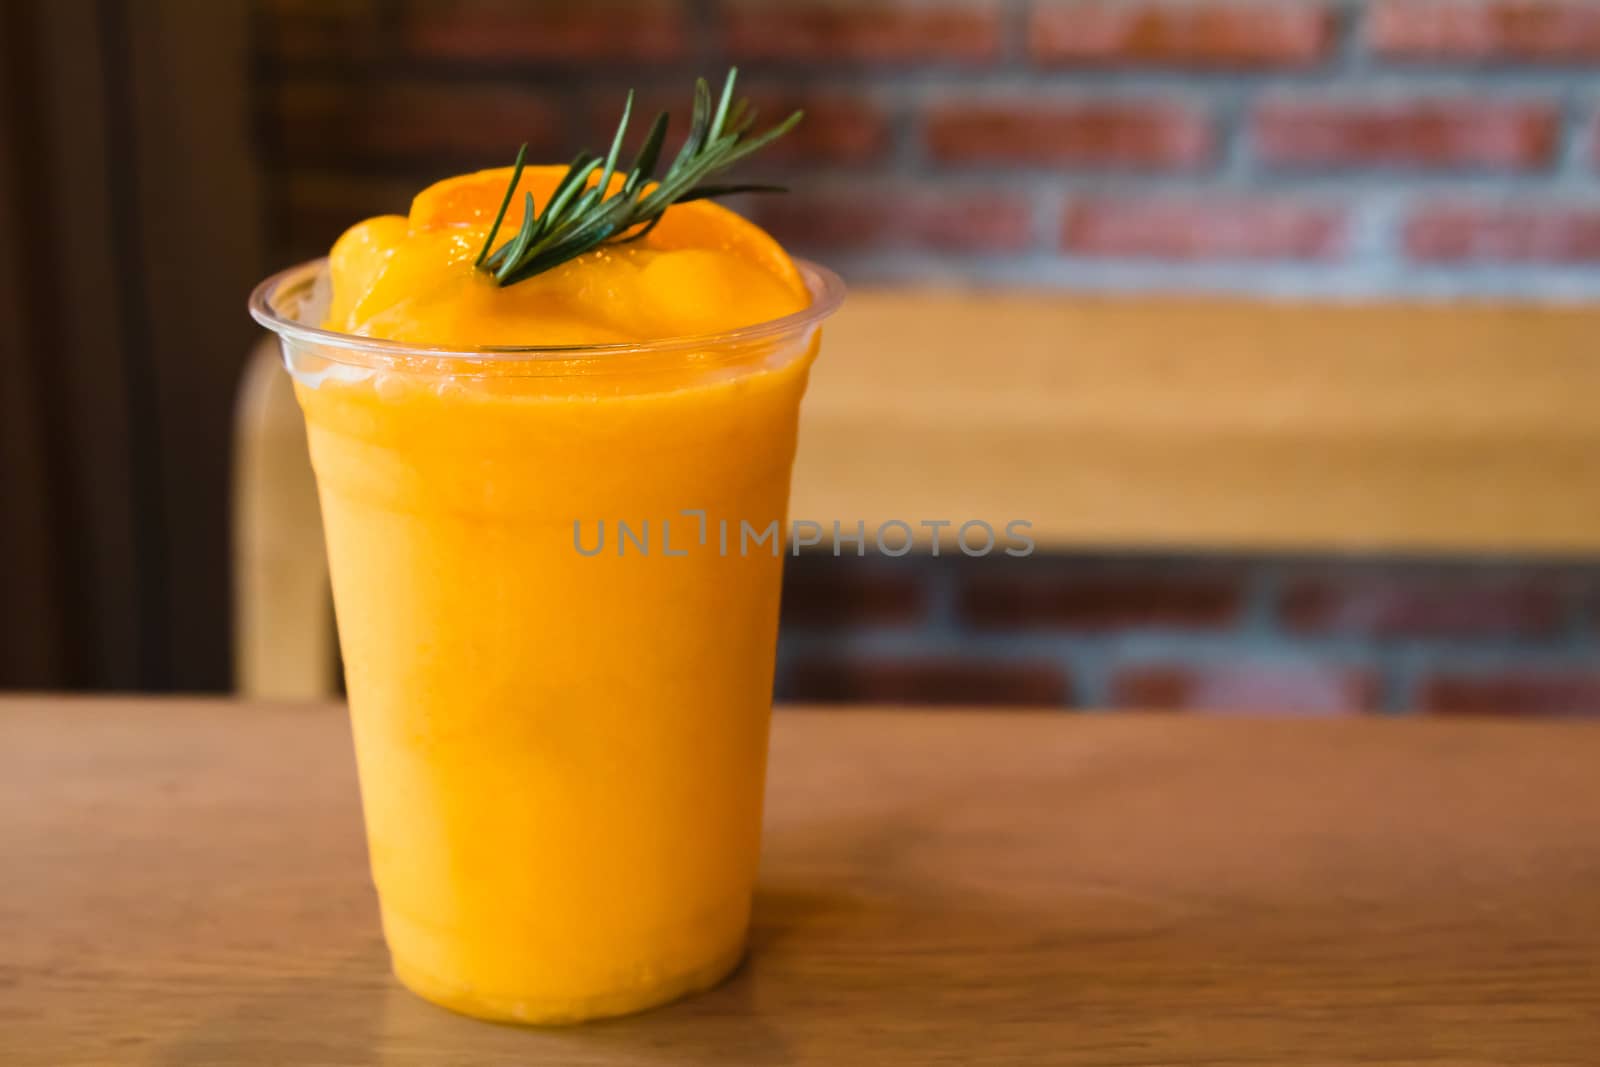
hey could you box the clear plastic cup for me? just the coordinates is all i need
[249,258,844,1024]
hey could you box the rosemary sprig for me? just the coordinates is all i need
[475,69,800,287]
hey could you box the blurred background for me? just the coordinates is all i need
[5,0,1600,714]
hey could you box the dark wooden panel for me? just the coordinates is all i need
[0,1,269,690]
[0,1,67,686]
[115,0,268,689]
[0,0,151,688]
[34,0,157,688]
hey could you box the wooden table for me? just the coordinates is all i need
[5,698,1600,1065]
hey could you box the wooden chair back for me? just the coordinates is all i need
[236,291,1600,697]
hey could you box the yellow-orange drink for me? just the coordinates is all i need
[251,164,842,1023]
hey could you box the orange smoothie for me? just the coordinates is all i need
[254,163,841,1023]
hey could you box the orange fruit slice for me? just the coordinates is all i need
[408,164,806,301]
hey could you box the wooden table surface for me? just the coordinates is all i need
[5,698,1600,1066]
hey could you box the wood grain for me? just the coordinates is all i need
[4,697,1599,1065]
[793,290,1600,554]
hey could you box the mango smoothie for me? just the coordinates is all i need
[250,95,842,1024]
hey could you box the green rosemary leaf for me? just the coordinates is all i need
[476,69,801,286]
[539,156,602,238]
[721,109,804,166]
[609,213,666,246]
[564,185,605,230]
[491,192,539,283]
[676,183,788,203]
[722,98,754,139]
[709,68,737,141]
[677,78,713,171]
[474,142,527,268]
[596,90,634,200]
[632,113,670,187]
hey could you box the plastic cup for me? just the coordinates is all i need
[249,258,843,1024]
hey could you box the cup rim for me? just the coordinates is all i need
[248,255,846,364]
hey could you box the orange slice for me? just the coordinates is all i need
[408,164,806,301]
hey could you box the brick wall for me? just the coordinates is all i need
[777,554,1600,715]
[257,0,1600,297]
[253,0,1600,715]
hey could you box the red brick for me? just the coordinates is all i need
[959,570,1243,631]
[402,0,687,62]
[738,91,892,166]
[272,82,565,164]
[721,0,1003,63]
[1062,197,1345,260]
[748,188,1035,254]
[927,100,1213,169]
[259,0,382,62]
[1403,202,1600,263]
[1283,573,1567,637]
[1252,97,1559,171]
[585,89,891,168]
[1031,0,1335,68]
[1420,669,1600,716]
[1112,662,1379,714]
[781,567,929,628]
[1371,0,1600,62]
[786,657,1069,706]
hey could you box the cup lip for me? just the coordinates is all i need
[248,254,845,364]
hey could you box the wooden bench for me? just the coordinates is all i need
[236,290,1600,698]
